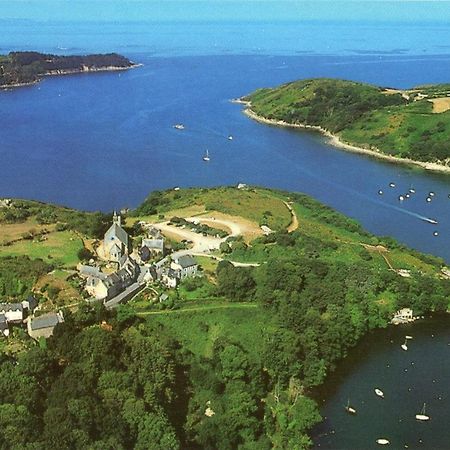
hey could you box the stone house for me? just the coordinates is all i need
[28,311,64,339]
[80,256,139,301]
[171,255,198,280]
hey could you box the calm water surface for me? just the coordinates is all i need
[1,53,450,261]
[312,317,450,449]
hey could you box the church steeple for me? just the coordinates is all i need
[113,210,121,227]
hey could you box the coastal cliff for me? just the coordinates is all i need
[242,78,450,172]
[0,51,138,88]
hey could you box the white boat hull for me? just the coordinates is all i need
[415,414,430,421]
[375,389,384,398]
[376,438,390,445]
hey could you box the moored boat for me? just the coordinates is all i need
[375,388,384,398]
[345,399,356,414]
[401,339,408,351]
[415,403,430,421]
[376,438,390,445]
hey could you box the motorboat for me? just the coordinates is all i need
[375,388,385,398]
[376,438,390,445]
[345,399,356,414]
[173,123,185,130]
[422,217,438,224]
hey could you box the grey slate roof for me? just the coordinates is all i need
[142,238,164,251]
[0,303,23,312]
[175,255,197,268]
[105,223,128,246]
[79,265,107,280]
[30,313,63,331]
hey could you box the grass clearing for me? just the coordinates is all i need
[0,230,83,267]
[148,304,271,360]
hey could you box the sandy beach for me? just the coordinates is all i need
[240,101,450,174]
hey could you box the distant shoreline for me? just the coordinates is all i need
[235,99,450,174]
[0,63,142,90]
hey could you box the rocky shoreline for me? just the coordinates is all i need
[0,63,142,90]
[237,99,450,175]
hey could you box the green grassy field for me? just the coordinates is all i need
[0,230,84,268]
[132,186,292,231]
[147,304,272,360]
[246,78,450,164]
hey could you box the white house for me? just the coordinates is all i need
[0,303,24,323]
[171,255,198,280]
[391,308,414,324]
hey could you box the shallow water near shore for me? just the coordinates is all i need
[312,316,450,449]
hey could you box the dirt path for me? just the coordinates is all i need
[284,201,299,233]
[136,302,258,316]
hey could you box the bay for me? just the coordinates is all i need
[312,316,450,449]
[1,52,450,261]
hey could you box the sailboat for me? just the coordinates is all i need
[401,339,408,351]
[415,403,430,421]
[203,149,210,162]
[345,399,356,414]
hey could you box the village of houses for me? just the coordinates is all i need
[0,205,256,341]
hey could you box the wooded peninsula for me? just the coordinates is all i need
[242,78,450,172]
[0,51,137,88]
[1,186,449,448]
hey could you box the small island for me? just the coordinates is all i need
[0,51,138,88]
[241,78,450,172]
